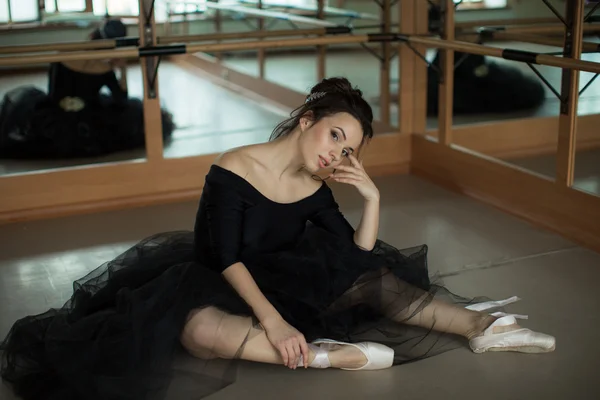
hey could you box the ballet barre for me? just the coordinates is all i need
[158,25,351,44]
[0,37,140,55]
[398,34,600,74]
[474,30,600,53]
[2,33,599,75]
[0,26,353,55]
[0,34,370,67]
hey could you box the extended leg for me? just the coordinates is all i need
[180,306,369,369]
[326,267,555,353]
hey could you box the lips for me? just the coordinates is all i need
[319,156,329,168]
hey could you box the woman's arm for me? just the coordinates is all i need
[312,154,380,251]
[206,154,310,369]
[221,262,281,325]
[353,196,379,251]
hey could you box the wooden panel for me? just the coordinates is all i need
[412,0,429,134]
[0,133,411,224]
[556,1,584,187]
[397,0,415,134]
[411,135,600,253]
[437,0,455,145]
[445,114,600,159]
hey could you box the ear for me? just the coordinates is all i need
[299,111,314,132]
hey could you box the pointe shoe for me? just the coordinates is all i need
[310,339,395,371]
[469,315,556,354]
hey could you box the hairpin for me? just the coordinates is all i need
[305,91,326,103]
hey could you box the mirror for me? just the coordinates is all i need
[159,55,284,159]
[574,44,600,197]
[437,38,585,182]
[0,17,146,176]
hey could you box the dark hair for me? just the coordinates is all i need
[90,19,127,40]
[269,77,374,155]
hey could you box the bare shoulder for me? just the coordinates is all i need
[213,146,255,178]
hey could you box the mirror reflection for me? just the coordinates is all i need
[0,16,146,176]
[574,46,600,197]
[424,36,599,189]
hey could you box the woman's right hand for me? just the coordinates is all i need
[262,316,309,369]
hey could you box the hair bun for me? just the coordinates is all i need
[309,77,363,99]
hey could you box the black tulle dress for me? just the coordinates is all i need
[0,62,174,159]
[0,165,495,400]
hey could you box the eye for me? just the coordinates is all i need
[330,131,339,141]
[341,149,349,157]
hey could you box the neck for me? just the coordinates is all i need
[264,128,306,180]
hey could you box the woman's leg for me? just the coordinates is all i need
[180,306,368,369]
[328,267,498,339]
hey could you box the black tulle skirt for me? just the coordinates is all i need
[0,86,175,159]
[0,225,499,400]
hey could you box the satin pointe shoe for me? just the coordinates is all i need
[469,315,556,354]
[302,339,394,371]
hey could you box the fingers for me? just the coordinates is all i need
[281,336,307,369]
[332,177,361,185]
[347,154,361,167]
[278,344,290,368]
[299,337,310,369]
[331,172,363,180]
[291,339,301,369]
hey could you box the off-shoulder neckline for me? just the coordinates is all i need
[209,164,327,205]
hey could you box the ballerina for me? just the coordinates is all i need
[0,77,555,400]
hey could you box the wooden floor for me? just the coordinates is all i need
[2,172,599,400]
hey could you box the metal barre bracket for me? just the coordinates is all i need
[141,0,159,99]
[325,26,353,35]
[115,37,141,48]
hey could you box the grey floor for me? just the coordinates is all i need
[1,173,599,399]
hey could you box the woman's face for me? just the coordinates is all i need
[299,112,364,173]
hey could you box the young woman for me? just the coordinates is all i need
[0,77,555,400]
[0,18,174,159]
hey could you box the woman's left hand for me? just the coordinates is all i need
[330,155,380,201]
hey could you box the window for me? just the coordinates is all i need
[45,0,86,13]
[92,0,139,17]
[455,0,508,10]
[154,0,208,23]
[0,0,39,23]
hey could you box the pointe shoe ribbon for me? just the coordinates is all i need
[310,339,394,371]
[465,296,521,312]
[297,343,331,368]
[469,315,556,354]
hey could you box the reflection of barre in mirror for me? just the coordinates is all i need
[0,1,599,399]
[388,1,600,117]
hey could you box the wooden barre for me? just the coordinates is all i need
[400,34,600,74]
[0,34,370,67]
[0,26,352,55]
[158,26,351,44]
[0,37,139,55]
[488,23,600,35]
[204,2,337,27]
[2,33,599,74]
[475,31,600,53]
